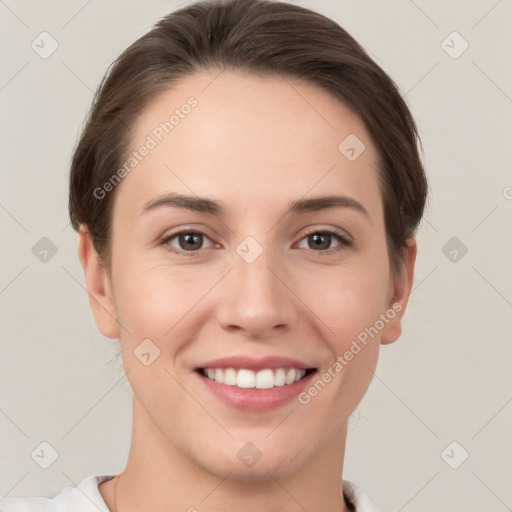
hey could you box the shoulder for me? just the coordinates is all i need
[0,475,115,512]
[342,479,382,512]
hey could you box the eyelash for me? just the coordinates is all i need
[159,228,352,258]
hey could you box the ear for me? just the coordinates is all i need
[77,225,120,339]
[380,237,417,345]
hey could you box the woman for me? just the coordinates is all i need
[1,0,427,510]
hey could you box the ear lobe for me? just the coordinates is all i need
[77,225,120,340]
[380,238,417,345]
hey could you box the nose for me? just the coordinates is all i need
[214,247,299,339]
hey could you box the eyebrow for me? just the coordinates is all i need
[141,193,371,223]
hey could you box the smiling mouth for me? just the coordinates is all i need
[196,367,317,389]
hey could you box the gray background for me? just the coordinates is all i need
[1,1,511,510]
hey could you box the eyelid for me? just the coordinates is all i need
[160,228,216,257]
[160,225,353,257]
[294,227,352,254]
[297,225,353,243]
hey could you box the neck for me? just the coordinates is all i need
[105,396,352,512]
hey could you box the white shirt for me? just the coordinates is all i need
[0,474,381,511]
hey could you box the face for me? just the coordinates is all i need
[80,70,415,481]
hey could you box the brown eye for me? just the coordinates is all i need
[176,232,203,251]
[297,229,352,255]
[307,233,334,250]
[161,231,214,256]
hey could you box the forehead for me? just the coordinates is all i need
[114,70,382,219]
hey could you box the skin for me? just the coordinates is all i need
[78,70,416,512]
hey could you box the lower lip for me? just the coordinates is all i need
[196,371,316,412]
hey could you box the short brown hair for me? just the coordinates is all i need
[69,0,428,278]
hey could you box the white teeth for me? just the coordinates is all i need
[237,369,255,388]
[285,368,296,385]
[202,367,308,388]
[223,368,237,386]
[274,368,286,387]
[255,369,274,389]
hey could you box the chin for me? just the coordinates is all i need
[195,447,309,482]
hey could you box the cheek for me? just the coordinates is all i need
[112,266,195,415]
[302,262,389,345]
[113,258,214,345]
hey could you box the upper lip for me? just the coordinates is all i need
[196,355,316,371]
